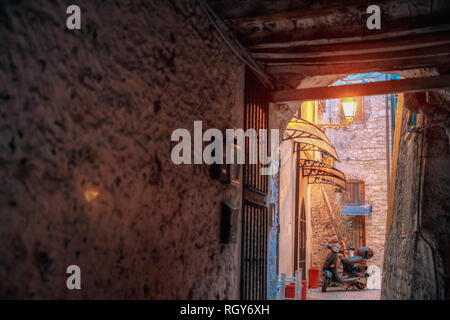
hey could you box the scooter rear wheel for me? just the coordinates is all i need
[356,278,367,290]
[322,278,330,292]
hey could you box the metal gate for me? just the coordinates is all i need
[241,69,269,300]
[241,200,268,300]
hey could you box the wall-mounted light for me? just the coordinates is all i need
[342,97,358,123]
[84,189,99,202]
[318,97,359,131]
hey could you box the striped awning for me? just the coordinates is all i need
[283,117,339,161]
[300,159,346,189]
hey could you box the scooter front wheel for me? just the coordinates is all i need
[322,278,330,292]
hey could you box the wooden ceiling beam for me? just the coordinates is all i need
[247,25,450,50]
[270,75,450,102]
[208,0,450,24]
[232,9,450,47]
[264,55,450,77]
[250,30,450,55]
[256,43,450,65]
[206,0,372,21]
[206,0,450,89]
[253,38,450,60]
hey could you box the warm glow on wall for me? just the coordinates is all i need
[342,97,358,123]
[84,190,99,202]
[301,101,315,123]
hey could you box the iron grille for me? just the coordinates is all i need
[241,69,270,300]
[241,200,268,300]
[244,70,269,194]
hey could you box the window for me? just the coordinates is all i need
[343,180,365,205]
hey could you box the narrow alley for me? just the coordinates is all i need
[0,0,449,303]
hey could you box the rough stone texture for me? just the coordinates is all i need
[382,99,450,300]
[0,0,245,299]
[310,184,343,270]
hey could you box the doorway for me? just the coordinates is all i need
[294,199,306,279]
[344,181,366,249]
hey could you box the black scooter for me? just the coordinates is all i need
[320,244,373,292]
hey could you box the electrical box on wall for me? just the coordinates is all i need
[210,141,241,185]
[210,162,229,183]
[220,201,239,244]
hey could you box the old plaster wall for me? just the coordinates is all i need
[0,0,245,299]
[278,139,295,277]
[266,173,279,299]
[382,98,450,300]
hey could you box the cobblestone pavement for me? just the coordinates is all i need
[307,288,381,300]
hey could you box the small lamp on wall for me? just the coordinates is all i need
[318,97,359,131]
[342,97,358,123]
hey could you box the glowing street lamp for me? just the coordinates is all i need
[317,97,359,131]
[342,97,358,123]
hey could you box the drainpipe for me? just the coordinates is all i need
[385,74,391,201]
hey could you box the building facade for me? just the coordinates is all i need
[310,74,394,272]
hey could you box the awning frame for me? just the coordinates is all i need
[308,176,345,189]
[283,117,339,161]
[300,159,346,189]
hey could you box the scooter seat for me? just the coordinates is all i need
[342,256,364,264]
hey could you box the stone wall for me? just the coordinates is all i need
[0,0,245,299]
[382,97,450,300]
[310,184,344,270]
[311,93,391,270]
